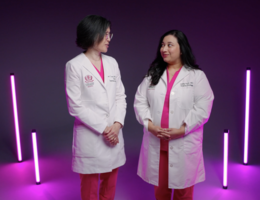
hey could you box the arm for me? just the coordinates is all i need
[134,77,171,138]
[113,60,127,126]
[183,71,214,135]
[103,60,126,145]
[65,62,108,134]
[133,77,153,131]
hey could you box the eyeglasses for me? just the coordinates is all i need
[105,33,113,40]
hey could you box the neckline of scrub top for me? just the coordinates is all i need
[160,66,182,151]
[92,57,104,82]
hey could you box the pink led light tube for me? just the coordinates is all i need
[10,73,22,162]
[32,130,41,184]
[244,68,251,165]
[223,129,229,189]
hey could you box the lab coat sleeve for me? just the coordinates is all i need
[65,62,108,134]
[134,77,153,131]
[113,60,127,126]
[183,71,214,135]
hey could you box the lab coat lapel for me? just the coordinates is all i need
[160,69,167,86]
[172,66,190,88]
[81,53,106,89]
[101,54,109,87]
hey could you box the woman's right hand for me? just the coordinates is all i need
[148,121,169,140]
[103,126,119,146]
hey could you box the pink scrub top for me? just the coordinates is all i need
[160,67,182,151]
[92,57,104,82]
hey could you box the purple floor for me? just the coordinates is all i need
[0,150,259,200]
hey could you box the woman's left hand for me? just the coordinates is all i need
[159,124,186,140]
[103,122,122,145]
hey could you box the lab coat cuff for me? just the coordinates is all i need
[183,121,189,135]
[144,117,152,132]
[114,118,124,127]
[144,119,149,132]
[99,122,109,135]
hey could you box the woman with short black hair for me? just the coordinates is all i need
[134,30,214,200]
[65,15,126,200]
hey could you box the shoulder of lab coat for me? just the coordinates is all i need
[133,76,153,131]
[183,69,214,135]
[102,54,127,127]
[65,53,108,134]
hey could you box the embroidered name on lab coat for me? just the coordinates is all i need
[181,82,193,87]
[148,84,155,90]
[85,75,94,87]
[108,75,116,82]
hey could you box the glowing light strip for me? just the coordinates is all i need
[223,129,229,189]
[10,73,22,162]
[32,130,40,184]
[244,68,251,165]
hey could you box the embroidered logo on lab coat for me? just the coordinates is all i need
[181,82,193,87]
[85,75,94,87]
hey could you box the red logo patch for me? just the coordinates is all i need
[85,75,94,83]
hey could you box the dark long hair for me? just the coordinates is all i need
[147,30,200,85]
[76,15,111,50]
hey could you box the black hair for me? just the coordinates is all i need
[147,30,200,85]
[76,15,111,50]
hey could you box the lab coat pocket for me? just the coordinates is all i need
[146,87,157,107]
[73,128,99,158]
[82,84,100,101]
[176,88,194,109]
[147,86,155,97]
[183,131,202,154]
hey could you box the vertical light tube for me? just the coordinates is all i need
[32,130,40,184]
[223,129,229,189]
[244,68,251,165]
[10,73,22,162]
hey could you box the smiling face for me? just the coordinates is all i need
[93,27,111,53]
[160,35,182,65]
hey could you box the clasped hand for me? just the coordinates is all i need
[103,122,122,145]
[148,121,185,140]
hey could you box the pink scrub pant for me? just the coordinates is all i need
[79,168,119,200]
[154,151,194,200]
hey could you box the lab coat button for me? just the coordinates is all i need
[170,146,173,150]
[170,164,173,167]
[171,92,174,95]
[171,111,174,114]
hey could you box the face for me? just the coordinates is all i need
[160,35,182,65]
[93,27,111,53]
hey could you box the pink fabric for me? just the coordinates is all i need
[92,57,104,82]
[160,68,181,151]
[79,168,119,200]
[154,151,194,200]
[154,151,172,199]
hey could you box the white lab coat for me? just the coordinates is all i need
[134,66,214,189]
[65,53,126,174]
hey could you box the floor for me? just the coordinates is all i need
[0,147,259,200]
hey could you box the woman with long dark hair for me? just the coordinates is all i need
[65,15,126,200]
[134,30,214,200]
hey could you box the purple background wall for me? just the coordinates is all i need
[0,0,260,199]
